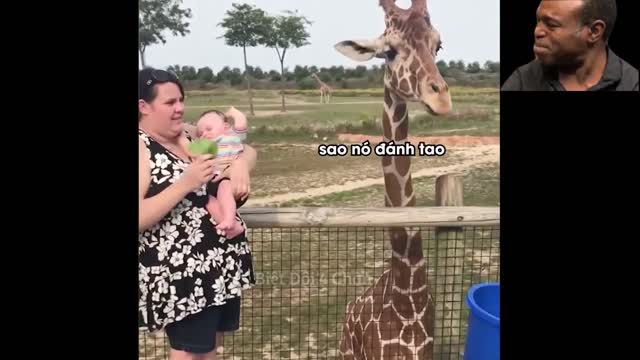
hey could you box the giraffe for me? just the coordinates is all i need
[334,0,452,358]
[311,72,332,103]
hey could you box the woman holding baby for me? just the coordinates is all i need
[138,68,255,360]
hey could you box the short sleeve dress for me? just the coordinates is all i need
[138,129,255,332]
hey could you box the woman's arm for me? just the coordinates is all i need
[237,144,257,171]
[218,144,257,201]
[139,138,193,232]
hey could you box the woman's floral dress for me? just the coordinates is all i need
[138,129,254,332]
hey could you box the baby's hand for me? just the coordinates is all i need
[225,106,242,118]
[226,107,248,131]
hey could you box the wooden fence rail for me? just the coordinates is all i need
[238,206,499,227]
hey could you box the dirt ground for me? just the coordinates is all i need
[251,109,305,117]
[246,135,499,207]
[337,133,500,146]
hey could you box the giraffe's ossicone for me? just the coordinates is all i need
[334,1,452,359]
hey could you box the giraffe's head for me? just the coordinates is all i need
[335,0,451,115]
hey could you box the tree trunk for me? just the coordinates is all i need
[280,59,286,112]
[243,46,254,116]
[139,48,146,69]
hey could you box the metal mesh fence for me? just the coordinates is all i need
[139,224,500,359]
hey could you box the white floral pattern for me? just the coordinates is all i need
[139,130,255,332]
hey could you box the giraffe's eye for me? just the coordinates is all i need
[384,46,398,61]
[436,41,443,54]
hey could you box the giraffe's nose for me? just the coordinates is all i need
[430,81,448,94]
[421,78,452,115]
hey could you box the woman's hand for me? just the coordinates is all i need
[228,158,251,200]
[212,157,251,200]
[211,157,234,176]
[179,154,217,191]
[139,138,215,232]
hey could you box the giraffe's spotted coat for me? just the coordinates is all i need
[337,1,450,359]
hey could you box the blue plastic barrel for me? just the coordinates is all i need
[463,282,500,360]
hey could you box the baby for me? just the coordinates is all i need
[195,107,248,238]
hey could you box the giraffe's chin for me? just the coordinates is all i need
[423,97,452,115]
[424,104,437,116]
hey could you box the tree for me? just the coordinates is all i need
[269,70,281,82]
[181,65,197,80]
[466,61,481,74]
[436,60,449,76]
[216,66,233,84]
[139,0,192,68]
[318,72,332,83]
[261,10,312,112]
[252,66,266,80]
[167,64,183,79]
[293,65,310,81]
[354,65,368,78]
[483,60,500,73]
[197,67,214,82]
[219,3,270,116]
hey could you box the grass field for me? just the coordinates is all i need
[181,88,499,143]
[139,87,500,359]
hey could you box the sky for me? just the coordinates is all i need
[142,0,500,73]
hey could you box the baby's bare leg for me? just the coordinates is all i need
[215,180,245,238]
[215,180,237,231]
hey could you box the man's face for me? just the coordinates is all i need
[533,0,589,66]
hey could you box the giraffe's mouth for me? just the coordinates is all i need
[424,103,437,116]
[421,94,452,115]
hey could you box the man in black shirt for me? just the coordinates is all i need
[502,0,638,91]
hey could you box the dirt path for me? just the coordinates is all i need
[337,134,499,146]
[188,101,381,109]
[245,144,499,206]
[250,110,304,117]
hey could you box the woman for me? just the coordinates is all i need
[138,68,256,360]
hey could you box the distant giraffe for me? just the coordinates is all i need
[311,72,332,103]
[334,0,452,359]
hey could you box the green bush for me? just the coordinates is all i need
[297,77,316,90]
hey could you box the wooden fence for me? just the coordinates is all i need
[139,174,500,359]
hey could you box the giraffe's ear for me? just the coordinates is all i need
[334,39,386,62]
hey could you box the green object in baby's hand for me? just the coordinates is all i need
[188,139,218,156]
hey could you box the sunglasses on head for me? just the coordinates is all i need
[145,69,178,86]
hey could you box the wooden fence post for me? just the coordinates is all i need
[434,173,465,359]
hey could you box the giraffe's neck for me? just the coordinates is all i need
[381,87,429,337]
[382,86,424,264]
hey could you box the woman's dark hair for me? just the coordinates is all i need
[138,67,185,119]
